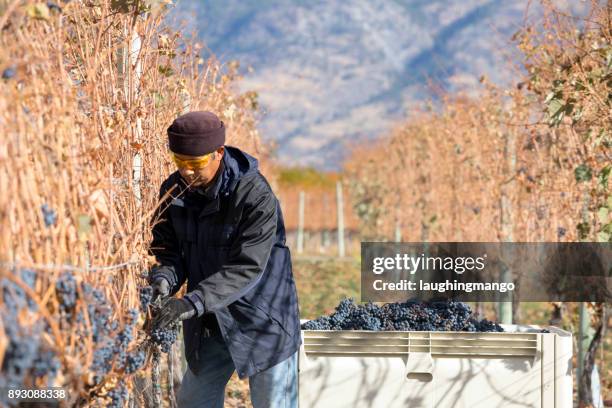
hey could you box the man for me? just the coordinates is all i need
[148,111,301,408]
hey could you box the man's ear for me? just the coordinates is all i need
[216,146,225,157]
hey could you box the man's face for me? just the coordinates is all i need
[173,146,224,189]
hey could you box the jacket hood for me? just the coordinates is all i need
[219,145,259,196]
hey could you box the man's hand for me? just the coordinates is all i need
[152,298,196,331]
[151,277,170,304]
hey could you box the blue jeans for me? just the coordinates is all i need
[177,335,298,408]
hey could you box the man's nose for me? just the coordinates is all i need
[183,168,195,176]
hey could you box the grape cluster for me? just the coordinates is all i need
[90,305,147,381]
[71,280,150,389]
[2,66,15,80]
[74,282,145,385]
[150,323,179,353]
[139,286,153,311]
[2,269,150,407]
[0,313,39,386]
[0,270,60,405]
[91,341,115,384]
[46,1,62,12]
[83,283,106,305]
[56,272,77,311]
[114,308,147,374]
[76,298,114,342]
[146,297,180,353]
[31,350,61,379]
[115,331,132,367]
[124,350,146,374]
[462,317,504,332]
[302,298,504,332]
[2,268,37,311]
[71,282,120,344]
[107,380,129,408]
[40,203,57,227]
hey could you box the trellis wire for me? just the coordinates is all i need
[0,260,139,273]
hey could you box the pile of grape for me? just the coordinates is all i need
[301,298,504,332]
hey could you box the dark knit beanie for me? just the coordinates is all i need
[167,111,225,156]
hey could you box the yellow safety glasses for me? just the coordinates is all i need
[171,152,214,170]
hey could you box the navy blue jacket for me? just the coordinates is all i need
[149,146,301,378]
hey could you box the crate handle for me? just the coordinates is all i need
[405,351,434,378]
[405,332,433,378]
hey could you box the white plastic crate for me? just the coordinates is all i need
[298,325,572,408]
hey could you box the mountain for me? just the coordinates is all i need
[167,0,585,170]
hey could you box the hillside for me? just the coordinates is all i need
[168,0,586,169]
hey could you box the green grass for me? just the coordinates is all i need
[277,166,339,189]
[293,256,360,319]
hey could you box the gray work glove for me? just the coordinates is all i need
[151,277,170,305]
[151,297,196,331]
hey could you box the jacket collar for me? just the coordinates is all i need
[194,162,223,218]
[195,161,224,200]
[173,146,256,218]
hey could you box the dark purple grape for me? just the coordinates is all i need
[40,203,57,227]
[90,339,115,385]
[475,318,504,332]
[55,273,77,310]
[31,350,61,378]
[107,380,128,407]
[2,268,150,406]
[139,286,153,311]
[557,227,566,238]
[0,300,60,401]
[301,298,504,333]
[303,316,331,330]
[150,323,179,353]
[46,1,62,12]
[124,350,145,374]
[2,66,15,80]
